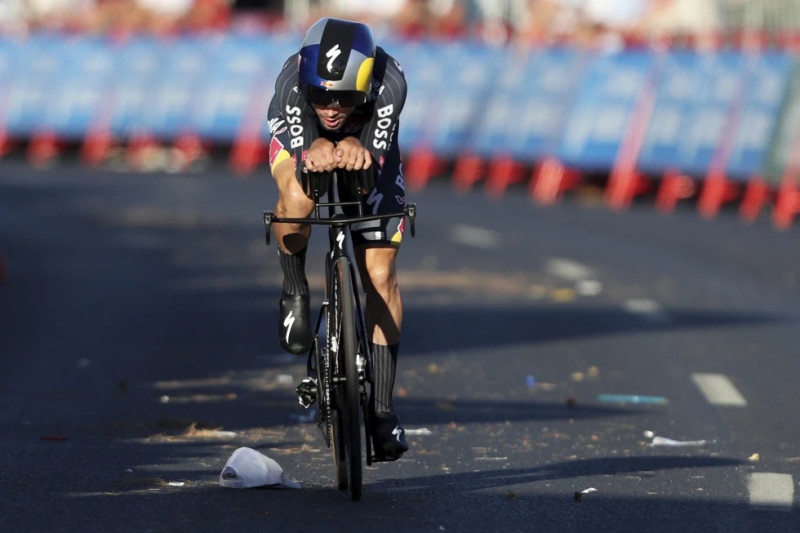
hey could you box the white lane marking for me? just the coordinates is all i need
[691,373,747,407]
[623,298,661,314]
[622,298,670,323]
[546,258,603,296]
[748,473,794,510]
[545,258,594,281]
[448,224,500,249]
[575,279,602,296]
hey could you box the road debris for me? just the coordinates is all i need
[275,374,293,385]
[574,487,597,501]
[219,447,301,489]
[597,394,668,405]
[576,279,602,296]
[184,424,236,439]
[649,436,714,447]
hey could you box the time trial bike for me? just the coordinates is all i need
[263,168,416,500]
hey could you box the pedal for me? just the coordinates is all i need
[296,377,318,408]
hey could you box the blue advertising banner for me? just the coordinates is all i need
[467,47,586,161]
[4,35,63,136]
[143,36,211,138]
[108,37,163,137]
[0,31,795,185]
[725,51,793,179]
[398,41,504,155]
[637,51,746,177]
[557,50,654,170]
[44,37,116,138]
[763,59,800,185]
[192,34,272,140]
[390,40,428,151]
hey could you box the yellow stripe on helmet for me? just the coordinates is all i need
[356,57,374,93]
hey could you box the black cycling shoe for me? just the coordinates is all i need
[279,292,312,355]
[371,411,409,461]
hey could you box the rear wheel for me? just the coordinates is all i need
[329,257,362,500]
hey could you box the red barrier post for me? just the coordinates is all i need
[230,78,271,176]
[656,167,697,213]
[529,156,582,205]
[485,154,525,198]
[0,127,10,158]
[698,46,760,218]
[452,152,486,193]
[27,130,59,168]
[605,52,661,210]
[405,147,444,191]
[739,175,771,223]
[773,176,800,229]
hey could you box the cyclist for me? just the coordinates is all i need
[266,17,409,461]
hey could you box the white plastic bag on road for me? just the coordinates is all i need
[219,447,301,489]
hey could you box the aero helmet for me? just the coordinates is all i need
[298,18,375,108]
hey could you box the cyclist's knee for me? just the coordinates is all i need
[278,182,315,217]
[362,249,398,295]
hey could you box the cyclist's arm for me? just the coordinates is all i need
[267,55,321,180]
[360,48,407,174]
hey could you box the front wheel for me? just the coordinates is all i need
[329,256,362,500]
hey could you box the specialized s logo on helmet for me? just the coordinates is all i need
[326,44,342,74]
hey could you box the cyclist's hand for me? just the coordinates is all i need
[305,138,337,172]
[334,136,372,171]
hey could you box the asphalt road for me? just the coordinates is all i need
[1,159,799,532]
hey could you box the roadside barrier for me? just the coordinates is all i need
[1,32,799,228]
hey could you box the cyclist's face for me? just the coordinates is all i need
[312,103,355,131]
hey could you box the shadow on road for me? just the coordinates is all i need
[399,305,788,356]
[5,441,786,533]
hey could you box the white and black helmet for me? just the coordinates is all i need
[298,18,376,108]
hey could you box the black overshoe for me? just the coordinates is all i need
[371,411,409,461]
[279,292,312,355]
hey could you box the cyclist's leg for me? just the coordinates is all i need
[354,246,402,345]
[271,156,315,354]
[347,139,408,458]
[272,158,314,252]
[353,244,408,459]
[346,138,406,354]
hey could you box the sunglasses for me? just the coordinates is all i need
[307,87,367,109]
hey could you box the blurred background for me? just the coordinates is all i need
[3,6,800,525]
[2,0,800,227]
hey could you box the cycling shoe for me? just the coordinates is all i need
[371,411,409,461]
[279,292,312,355]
